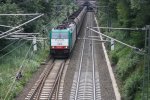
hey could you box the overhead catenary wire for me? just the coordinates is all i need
[4,42,33,100]
[0,39,19,52]
[0,32,39,60]
[91,26,146,31]
[5,38,46,41]
[0,13,41,16]
[0,24,13,28]
[0,40,28,60]
[0,29,23,39]
[87,27,142,51]
[0,14,44,37]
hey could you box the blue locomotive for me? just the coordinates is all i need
[49,6,87,58]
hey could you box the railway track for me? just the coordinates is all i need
[70,12,102,100]
[25,59,69,100]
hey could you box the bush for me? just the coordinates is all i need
[122,70,142,100]
[110,52,119,66]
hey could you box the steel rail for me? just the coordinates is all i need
[28,60,54,100]
[48,60,66,100]
[35,61,55,100]
[94,15,121,100]
[55,75,61,100]
[28,60,66,100]
[90,13,96,100]
[82,12,92,99]
[54,60,67,100]
[47,63,63,100]
[74,16,87,100]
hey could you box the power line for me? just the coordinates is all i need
[4,42,33,100]
[0,40,28,60]
[0,25,13,28]
[0,32,40,59]
[0,29,23,39]
[0,33,38,52]
[13,33,40,35]
[0,14,44,37]
[0,13,41,16]
[0,39,19,52]
[92,26,146,31]
[87,27,143,51]
[5,38,46,41]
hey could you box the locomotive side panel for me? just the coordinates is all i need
[50,6,87,58]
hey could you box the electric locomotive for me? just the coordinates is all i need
[50,6,87,58]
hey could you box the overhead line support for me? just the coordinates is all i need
[92,27,146,31]
[142,25,150,100]
[0,14,44,38]
[0,13,41,16]
[0,25,13,28]
[87,27,143,52]
[0,29,23,39]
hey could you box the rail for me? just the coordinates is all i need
[26,59,66,100]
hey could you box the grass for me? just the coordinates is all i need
[0,41,49,100]
[109,42,144,100]
[0,5,77,99]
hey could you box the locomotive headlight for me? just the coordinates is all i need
[65,46,68,48]
[52,46,54,48]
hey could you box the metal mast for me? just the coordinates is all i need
[142,25,150,100]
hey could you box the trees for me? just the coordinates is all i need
[97,0,150,99]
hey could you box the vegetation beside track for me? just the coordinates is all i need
[0,0,76,99]
[97,0,150,99]
[0,43,48,99]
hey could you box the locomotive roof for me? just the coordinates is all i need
[52,28,69,32]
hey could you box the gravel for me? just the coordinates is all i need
[63,11,116,100]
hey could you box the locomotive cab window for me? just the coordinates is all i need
[52,32,68,39]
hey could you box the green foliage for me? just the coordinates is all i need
[110,52,118,65]
[0,42,48,99]
[122,70,142,100]
[97,0,149,99]
[117,1,130,27]
[0,0,75,99]
[0,3,23,32]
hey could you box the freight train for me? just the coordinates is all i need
[49,6,87,58]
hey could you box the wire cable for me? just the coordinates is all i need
[0,14,44,37]
[0,39,19,52]
[0,40,28,60]
[4,42,33,100]
[92,26,146,31]
[87,27,143,51]
[0,32,39,59]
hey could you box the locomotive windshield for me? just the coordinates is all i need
[52,32,68,39]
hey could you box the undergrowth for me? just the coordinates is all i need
[97,11,143,100]
[0,41,48,100]
[109,43,144,100]
[0,2,77,99]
